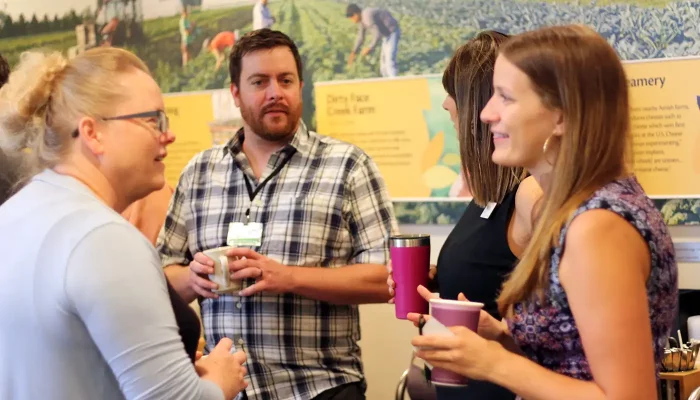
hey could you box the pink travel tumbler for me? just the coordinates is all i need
[390,234,431,319]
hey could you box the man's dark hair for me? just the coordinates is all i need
[228,29,303,87]
[345,3,361,17]
[0,53,9,88]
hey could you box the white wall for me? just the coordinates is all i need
[358,223,700,400]
[358,223,450,400]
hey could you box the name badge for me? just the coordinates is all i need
[480,202,497,219]
[227,222,263,247]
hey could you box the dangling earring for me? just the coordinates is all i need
[542,136,551,155]
[542,135,555,165]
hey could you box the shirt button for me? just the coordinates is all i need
[254,199,263,207]
[236,302,242,309]
[238,338,245,346]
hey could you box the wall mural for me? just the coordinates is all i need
[1,0,699,224]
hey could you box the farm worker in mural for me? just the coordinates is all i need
[346,3,401,78]
[101,17,120,47]
[252,0,275,30]
[206,31,239,71]
[179,8,195,67]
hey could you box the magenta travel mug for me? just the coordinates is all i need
[391,234,430,319]
[429,298,484,386]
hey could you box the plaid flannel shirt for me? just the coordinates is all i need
[157,122,398,400]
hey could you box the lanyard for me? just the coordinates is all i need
[243,149,297,223]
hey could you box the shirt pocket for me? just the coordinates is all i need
[293,193,343,227]
[287,193,347,262]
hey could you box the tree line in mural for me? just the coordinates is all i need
[0,12,88,38]
[0,0,204,38]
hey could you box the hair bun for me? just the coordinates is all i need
[0,51,68,154]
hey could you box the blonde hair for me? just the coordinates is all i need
[442,31,525,206]
[496,25,631,316]
[0,47,149,180]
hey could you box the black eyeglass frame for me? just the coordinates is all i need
[71,110,169,138]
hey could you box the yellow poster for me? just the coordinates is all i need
[316,58,700,199]
[625,56,700,197]
[316,77,449,199]
[163,92,215,187]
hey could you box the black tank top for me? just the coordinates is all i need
[436,186,519,318]
[166,280,201,363]
[432,187,519,400]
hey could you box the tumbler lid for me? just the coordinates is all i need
[389,234,430,248]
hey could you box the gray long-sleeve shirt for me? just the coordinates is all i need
[352,7,399,54]
[0,169,225,400]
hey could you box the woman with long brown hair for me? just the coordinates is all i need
[412,24,677,399]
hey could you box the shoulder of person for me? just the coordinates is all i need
[72,216,161,277]
[564,207,649,267]
[49,205,144,252]
[311,130,369,159]
[565,189,650,245]
[567,207,625,236]
[179,146,226,176]
[514,175,542,218]
[83,218,152,249]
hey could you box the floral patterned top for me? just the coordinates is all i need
[507,176,678,382]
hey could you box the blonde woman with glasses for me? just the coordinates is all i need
[0,47,247,400]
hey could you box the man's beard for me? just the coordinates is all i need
[240,100,302,142]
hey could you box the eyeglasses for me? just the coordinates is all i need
[71,110,170,138]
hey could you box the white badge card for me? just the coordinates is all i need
[480,202,497,219]
[227,222,263,247]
